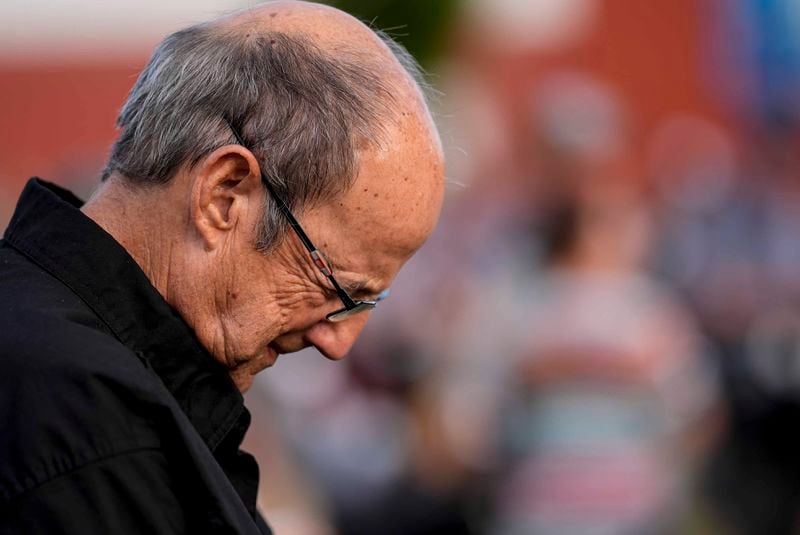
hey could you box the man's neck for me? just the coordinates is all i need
[81,177,175,299]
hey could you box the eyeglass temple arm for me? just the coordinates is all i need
[226,122,317,251]
[226,121,358,308]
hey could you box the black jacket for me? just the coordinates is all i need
[0,178,271,534]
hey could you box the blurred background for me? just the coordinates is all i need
[4,0,800,533]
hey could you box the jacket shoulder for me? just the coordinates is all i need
[0,244,168,503]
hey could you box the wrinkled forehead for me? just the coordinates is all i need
[336,114,444,258]
[313,108,444,262]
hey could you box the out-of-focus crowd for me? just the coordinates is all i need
[245,1,800,534]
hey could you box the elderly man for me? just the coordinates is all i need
[0,1,444,533]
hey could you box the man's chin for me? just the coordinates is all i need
[230,346,279,392]
[268,337,310,356]
[232,374,255,393]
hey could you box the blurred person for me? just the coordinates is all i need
[647,115,800,534]
[482,82,722,535]
[0,1,444,533]
[487,179,721,535]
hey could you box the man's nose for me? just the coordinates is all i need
[303,313,370,360]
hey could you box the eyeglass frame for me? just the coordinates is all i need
[224,120,387,322]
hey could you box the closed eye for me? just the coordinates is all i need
[347,284,390,303]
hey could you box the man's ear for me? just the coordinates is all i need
[190,145,263,250]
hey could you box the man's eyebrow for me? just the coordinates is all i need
[341,279,369,294]
[324,257,380,296]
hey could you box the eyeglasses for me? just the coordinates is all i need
[226,121,388,322]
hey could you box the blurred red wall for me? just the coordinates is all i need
[460,0,722,154]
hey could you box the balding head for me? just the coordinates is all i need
[224,2,398,61]
[103,0,439,250]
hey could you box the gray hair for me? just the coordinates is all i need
[103,20,426,250]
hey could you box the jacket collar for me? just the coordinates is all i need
[3,178,246,452]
